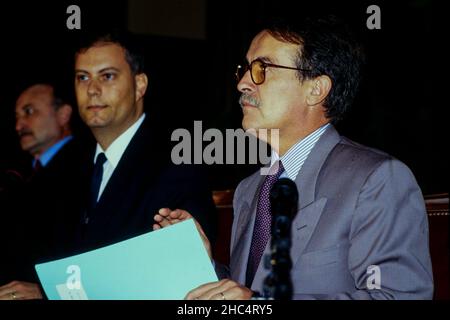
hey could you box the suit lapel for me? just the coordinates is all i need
[250,126,341,292]
[230,173,265,284]
[90,117,157,227]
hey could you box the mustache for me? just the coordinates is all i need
[18,129,33,138]
[239,94,260,108]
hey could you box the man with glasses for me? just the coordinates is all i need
[154,15,433,299]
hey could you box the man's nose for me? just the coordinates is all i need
[237,69,256,93]
[87,79,101,97]
[15,117,26,132]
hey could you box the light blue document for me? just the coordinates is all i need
[35,219,218,300]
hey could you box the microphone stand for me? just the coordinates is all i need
[263,178,298,300]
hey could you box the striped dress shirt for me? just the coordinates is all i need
[271,123,331,181]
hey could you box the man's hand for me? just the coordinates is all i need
[185,279,253,300]
[0,281,43,300]
[153,208,212,259]
[153,208,192,229]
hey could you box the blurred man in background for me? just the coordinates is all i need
[0,83,86,300]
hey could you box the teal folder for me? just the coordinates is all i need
[35,219,218,299]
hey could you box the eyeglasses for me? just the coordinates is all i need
[235,58,310,85]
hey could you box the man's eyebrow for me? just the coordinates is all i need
[98,67,120,73]
[74,67,120,74]
[258,56,276,64]
[246,56,276,64]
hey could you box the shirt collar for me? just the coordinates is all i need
[271,123,330,180]
[94,113,146,168]
[35,135,73,167]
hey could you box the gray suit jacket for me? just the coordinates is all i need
[229,125,433,299]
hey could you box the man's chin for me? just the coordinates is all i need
[88,123,107,129]
[242,118,262,132]
[86,117,109,129]
[20,139,36,153]
[242,117,254,131]
[23,144,41,156]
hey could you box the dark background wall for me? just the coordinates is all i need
[0,0,445,194]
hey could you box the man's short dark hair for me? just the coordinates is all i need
[75,29,145,76]
[266,15,366,123]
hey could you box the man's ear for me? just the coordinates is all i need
[56,104,72,127]
[135,73,148,102]
[306,75,332,106]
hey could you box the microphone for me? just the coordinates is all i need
[263,177,298,300]
[270,178,298,236]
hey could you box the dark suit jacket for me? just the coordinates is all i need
[73,116,217,255]
[1,137,87,284]
[230,125,433,299]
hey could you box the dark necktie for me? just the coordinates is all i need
[27,159,43,183]
[246,161,285,287]
[33,159,43,173]
[90,153,107,208]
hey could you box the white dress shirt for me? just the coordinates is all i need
[93,113,146,201]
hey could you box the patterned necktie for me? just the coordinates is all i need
[90,153,107,208]
[246,161,285,287]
